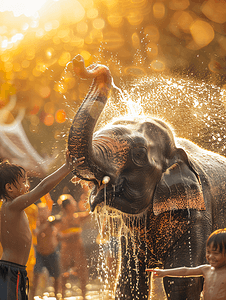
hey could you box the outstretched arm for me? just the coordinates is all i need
[146,265,209,278]
[10,151,85,211]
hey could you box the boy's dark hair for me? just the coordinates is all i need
[0,160,25,199]
[207,228,226,254]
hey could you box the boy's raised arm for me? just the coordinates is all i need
[10,151,85,211]
[146,265,208,278]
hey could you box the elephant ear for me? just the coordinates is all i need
[153,148,206,216]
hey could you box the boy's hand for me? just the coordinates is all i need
[66,150,85,171]
[146,269,163,277]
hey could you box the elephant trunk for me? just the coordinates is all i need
[68,55,112,180]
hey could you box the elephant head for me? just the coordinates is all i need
[68,56,206,215]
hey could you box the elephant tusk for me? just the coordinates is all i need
[102,176,110,184]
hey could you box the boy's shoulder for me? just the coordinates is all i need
[1,199,9,209]
[200,264,212,275]
[201,264,211,269]
[1,199,23,214]
[1,198,13,207]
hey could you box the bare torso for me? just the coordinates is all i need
[59,213,83,248]
[203,266,226,300]
[58,213,86,271]
[1,201,32,266]
[36,221,58,255]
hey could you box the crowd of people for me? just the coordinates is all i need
[27,192,91,299]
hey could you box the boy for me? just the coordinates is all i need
[0,151,84,300]
[146,228,226,300]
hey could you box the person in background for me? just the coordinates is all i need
[146,228,226,300]
[57,193,89,300]
[29,202,61,300]
[0,151,84,300]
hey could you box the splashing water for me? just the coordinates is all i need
[98,74,226,157]
[63,59,226,299]
[93,199,156,299]
[62,59,226,158]
[112,80,145,118]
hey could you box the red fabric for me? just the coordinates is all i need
[16,270,20,300]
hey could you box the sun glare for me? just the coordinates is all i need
[0,0,50,17]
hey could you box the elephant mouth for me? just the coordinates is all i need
[89,182,119,211]
[89,178,147,214]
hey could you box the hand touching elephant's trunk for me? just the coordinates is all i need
[68,55,112,181]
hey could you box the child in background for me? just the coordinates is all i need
[30,203,61,300]
[146,228,226,300]
[0,151,84,300]
[57,194,89,300]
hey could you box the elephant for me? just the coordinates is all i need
[67,55,226,300]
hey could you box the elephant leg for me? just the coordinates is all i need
[162,210,210,300]
[115,236,150,300]
[163,221,207,300]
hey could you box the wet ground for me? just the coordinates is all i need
[33,273,203,300]
[32,272,168,300]
[32,272,116,300]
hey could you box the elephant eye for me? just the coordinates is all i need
[132,147,148,166]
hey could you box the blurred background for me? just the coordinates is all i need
[1,1,226,298]
[1,0,226,173]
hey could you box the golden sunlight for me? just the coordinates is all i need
[0,0,49,17]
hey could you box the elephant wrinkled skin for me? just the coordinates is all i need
[68,55,226,300]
